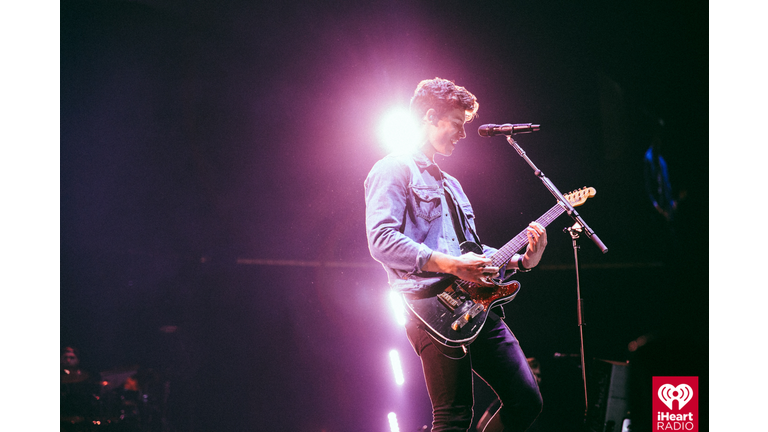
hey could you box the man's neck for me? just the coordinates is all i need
[420,142,436,162]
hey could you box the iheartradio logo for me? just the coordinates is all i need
[653,377,698,431]
[658,384,694,409]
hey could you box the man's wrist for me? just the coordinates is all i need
[517,255,532,272]
[424,251,456,274]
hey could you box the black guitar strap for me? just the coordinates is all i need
[443,189,467,244]
[443,186,481,245]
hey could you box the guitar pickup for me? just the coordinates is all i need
[451,303,485,331]
[437,292,461,311]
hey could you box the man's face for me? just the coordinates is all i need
[427,107,467,157]
[61,351,79,369]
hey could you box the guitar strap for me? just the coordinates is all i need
[443,188,467,244]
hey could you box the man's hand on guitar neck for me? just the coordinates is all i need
[520,222,547,269]
[423,251,499,286]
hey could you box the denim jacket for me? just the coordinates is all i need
[365,150,498,294]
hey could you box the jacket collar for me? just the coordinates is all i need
[412,149,437,170]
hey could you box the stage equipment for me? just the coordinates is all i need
[482,126,608,421]
[478,123,540,136]
[585,359,631,432]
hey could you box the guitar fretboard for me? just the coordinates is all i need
[491,202,567,267]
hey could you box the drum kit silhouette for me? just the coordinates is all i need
[61,365,166,432]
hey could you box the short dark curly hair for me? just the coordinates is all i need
[410,77,479,122]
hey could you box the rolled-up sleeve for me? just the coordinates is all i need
[365,157,433,275]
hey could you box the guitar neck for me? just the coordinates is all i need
[491,202,567,267]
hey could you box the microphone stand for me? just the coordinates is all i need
[505,136,608,420]
[505,137,608,254]
[564,221,589,417]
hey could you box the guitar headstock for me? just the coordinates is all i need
[564,187,596,207]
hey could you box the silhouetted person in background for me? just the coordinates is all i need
[61,346,102,431]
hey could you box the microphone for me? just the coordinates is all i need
[478,123,540,137]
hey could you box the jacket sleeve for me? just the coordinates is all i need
[364,157,433,275]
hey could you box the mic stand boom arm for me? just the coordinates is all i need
[506,136,608,254]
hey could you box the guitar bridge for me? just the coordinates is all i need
[451,303,485,331]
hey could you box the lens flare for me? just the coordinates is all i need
[389,289,407,327]
[387,412,401,432]
[389,349,405,386]
[377,108,421,153]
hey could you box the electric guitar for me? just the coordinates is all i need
[402,187,596,348]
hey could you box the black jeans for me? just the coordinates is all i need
[405,311,543,432]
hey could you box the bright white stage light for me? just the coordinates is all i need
[387,412,401,432]
[377,108,421,153]
[389,290,407,327]
[389,349,405,386]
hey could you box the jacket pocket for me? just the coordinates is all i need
[410,185,442,222]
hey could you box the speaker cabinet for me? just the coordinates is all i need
[586,359,630,432]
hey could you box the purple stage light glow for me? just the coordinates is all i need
[377,107,421,153]
[389,349,405,386]
[389,289,407,327]
[387,412,401,432]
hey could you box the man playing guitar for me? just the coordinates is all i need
[365,77,547,431]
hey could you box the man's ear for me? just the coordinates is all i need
[424,108,438,126]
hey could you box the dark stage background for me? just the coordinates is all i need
[60,1,708,431]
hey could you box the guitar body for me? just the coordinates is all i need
[402,241,521,348]
[401,187,597,349]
